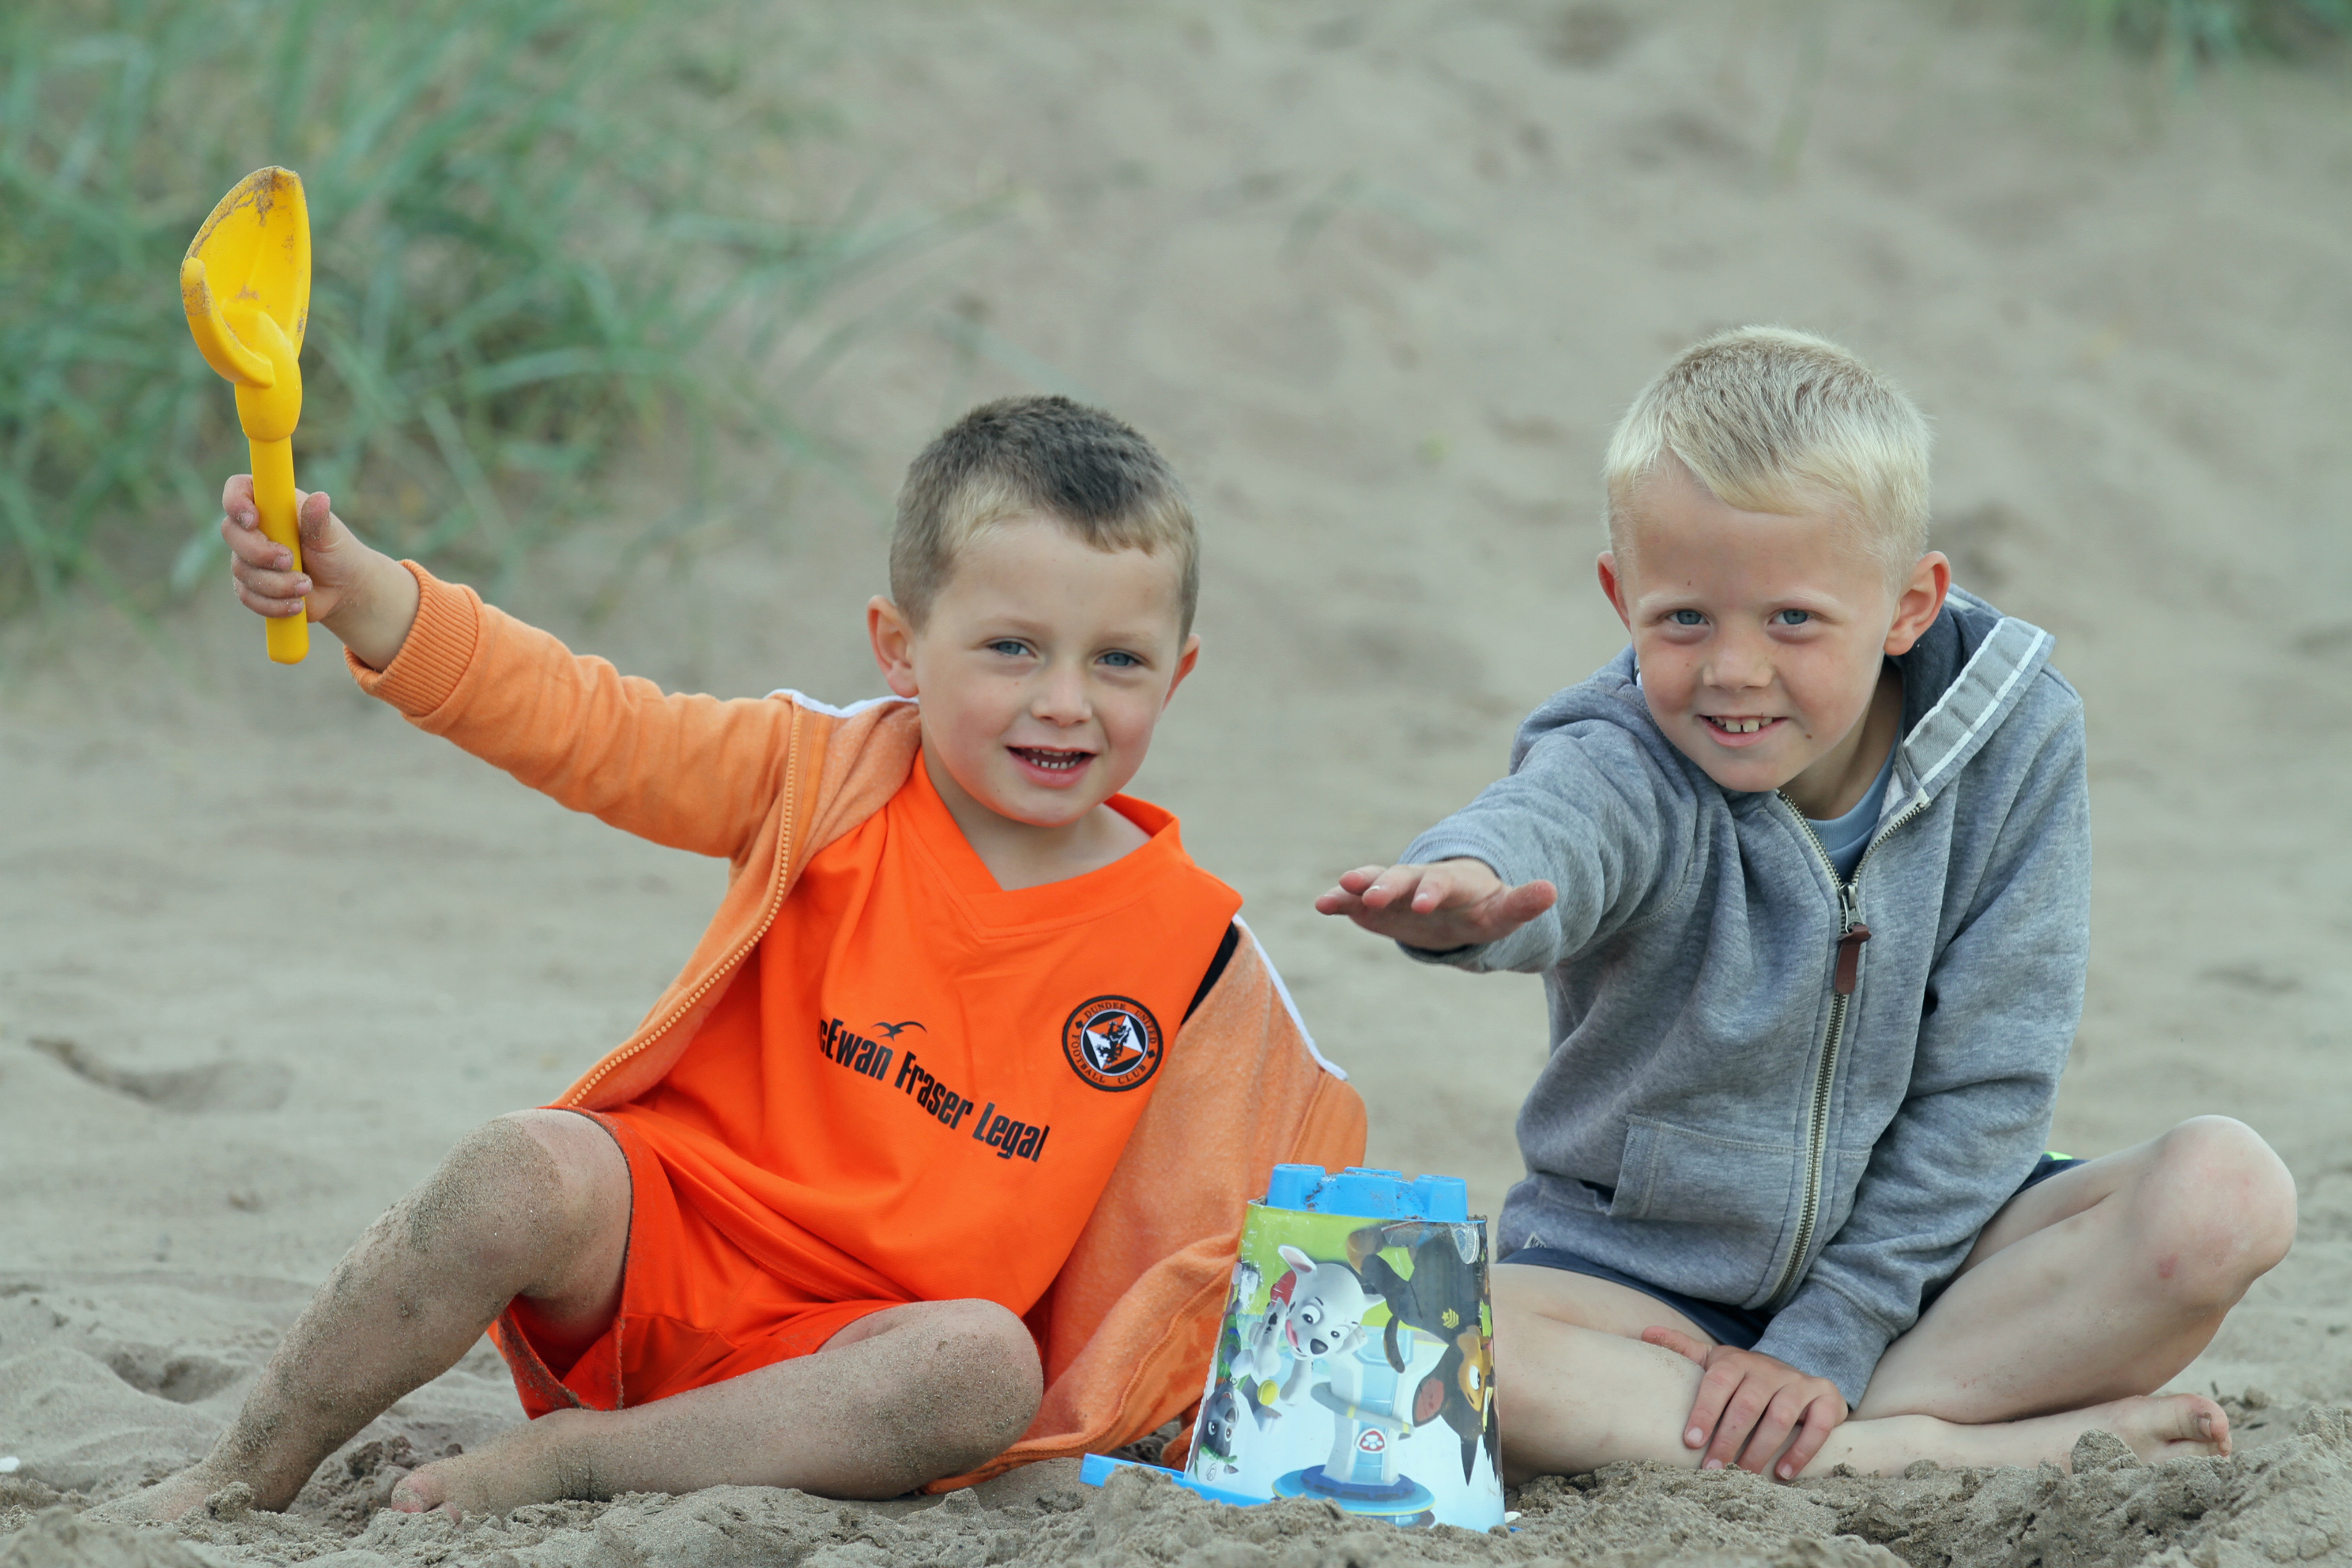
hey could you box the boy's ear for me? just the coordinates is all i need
[867,596,921,698]
[1161,632,1202,709]
[1597,552,1634,633]
[1883,552,1951,656]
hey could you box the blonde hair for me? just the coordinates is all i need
[1604,327,1931,583]
[891,396,1199,634]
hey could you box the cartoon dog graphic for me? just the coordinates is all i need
[1280,1244,1376,1360]
[1241,1244,1378,1411]
[1224,1259,1264,1325]
[1228,1245,1381,1415]
[1195,1381,1244,1479]
[1351,1221,1499,1482]
[1215,1261,1262,1357]
[1231,1267,1294,1426]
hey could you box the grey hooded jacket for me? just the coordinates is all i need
[1403,589,2087,1403]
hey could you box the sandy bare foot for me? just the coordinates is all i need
[2067,1393,2231,1466]
[382,1465,465,1522]
[88,1466,234,1524]
[386,1416,597,1521]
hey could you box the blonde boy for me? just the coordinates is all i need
[1320,329,2296,1480]
[114,397,1363,1520]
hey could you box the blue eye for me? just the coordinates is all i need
[1099,650,1142,668]
[1775,610,1812,626]
[988,640,1031,658]
[1670,609,1705,626]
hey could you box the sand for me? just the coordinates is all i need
[4,0,2350,1563]
[4,1418,2351,1567]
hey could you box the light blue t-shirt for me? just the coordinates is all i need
[1807,739,1898,881]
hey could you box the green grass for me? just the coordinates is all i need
[2044,0,2350,67]
[1,0,952,618]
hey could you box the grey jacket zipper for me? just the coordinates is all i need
[1765,789,1930,1310]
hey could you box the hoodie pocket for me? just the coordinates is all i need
[1612,1116,1799,1230]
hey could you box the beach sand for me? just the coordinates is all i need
[4,1,2348,1563]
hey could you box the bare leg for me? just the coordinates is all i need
[386,1297,1042,1513]
[100,1110,631,1522]
[1494,1267,1725,1482]
[1495,1271,2233,1481]
[1858,1116,2297,1421]
[105,1106,1040,1522]
[1496,1120,2295,1485]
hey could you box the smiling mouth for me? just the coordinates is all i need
[1703,716,1778,735]
[1009,746,1093,772]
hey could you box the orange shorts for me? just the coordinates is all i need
[490,1111,894,1418]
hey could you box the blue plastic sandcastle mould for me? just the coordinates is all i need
[1259,1164,1469,1222]
[1077,1166,1477,1516]
[1078,1453,1264,1507]
[1079,1455,1514,1532]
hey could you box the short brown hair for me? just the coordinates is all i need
[890,396,1199,634]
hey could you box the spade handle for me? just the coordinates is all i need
[250,436,307,664]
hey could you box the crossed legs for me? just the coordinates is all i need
[1496,1116,2297,1481]
[102,1111,1040,1520]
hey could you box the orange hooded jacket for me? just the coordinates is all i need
[347,563,1368,1488]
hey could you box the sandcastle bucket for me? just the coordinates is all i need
[1185,1164,1503,1530]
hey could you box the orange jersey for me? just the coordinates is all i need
[351,564,1365,1481]
[604,757,1244,1318]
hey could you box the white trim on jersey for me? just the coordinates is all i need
[764,689,914,718]
[1236,918,1346,1081]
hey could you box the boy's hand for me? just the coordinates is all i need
[1312,859,1556,951]
[223,475,419,669]
[1643,1326,1847,1479]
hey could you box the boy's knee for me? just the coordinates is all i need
[396,1112,618,1287]
[498,1108,629,1219]
[875,1300,1042,1476]
[2137,1116,2297,1306]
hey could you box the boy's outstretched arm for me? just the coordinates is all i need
[1323,708,1697,971]
[223,474,418,670]
[1314,859,1556,952]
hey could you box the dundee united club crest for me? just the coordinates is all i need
[1062,996,1164,1092]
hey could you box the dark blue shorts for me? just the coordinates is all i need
[1500,1153,2087,1351]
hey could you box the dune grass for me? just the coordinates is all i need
[1,0,955,621]
[2045,0,2349,66]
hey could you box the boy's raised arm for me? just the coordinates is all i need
[223,477,808,862]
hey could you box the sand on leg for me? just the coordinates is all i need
[387,1297,1044,1514]
[97,1108,629,1522]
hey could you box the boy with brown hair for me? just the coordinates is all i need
[1320,328,2297,1482]
[115,396,1364,1520]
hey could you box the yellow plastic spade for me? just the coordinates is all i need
[181,167,311,663]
